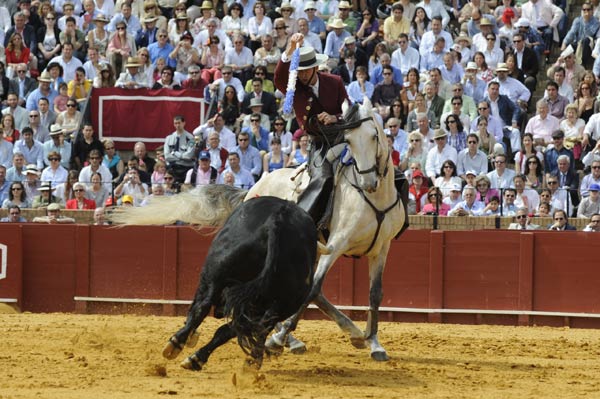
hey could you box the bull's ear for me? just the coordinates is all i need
[342,99,350,116]
[362,97,373,114]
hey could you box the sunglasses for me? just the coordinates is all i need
[554,217,565,221]
[528,160,538,164]
[447,120,457,123]
[388,125,398,128]
[222,72,232,75]
[382,72,392,76]
[238,138,249,141]
[116,27,126,30]
[478,107,489,111]
[548,181,558,185]
[494,160,505,164]
[105,147,114,150]
[74,189,85,192]
[467,141,477,144]
[67,104,77,108]
[29,114,39,118]
[89,156,101,160]
[250,119,260,122]
[49,157,60,161]
[165,176,173,180]
[11,187,23,191]
[592,166,600,169]
[17,70,26,73]
[513,39,522,43]
[516,215,527,219]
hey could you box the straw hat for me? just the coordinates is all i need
[124,57,142,67]
[200,0,213,10]
[495,63,509,72]
[93,13,109,23]
[338,1,352,9]
[456,33,471,45]
[49,124,64,136]
[142,13,158,23]
[328,18,347,29]
[433,129,447,140]
[276,1,295,13]
[479,17,493,26]
[38,70,52,82]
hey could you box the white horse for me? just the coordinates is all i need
[111,99,406,360]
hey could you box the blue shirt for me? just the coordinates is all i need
[107,13,141,35]
[369,64,403,86]
[241,126,269,152]
[217,166,255,188]
[13,140,44,170]
[26,88,59,111]
[308,16,326,37]
[231,145,262,176]
[347,80,375,104]
[324,30,350,59]
[148,42,176,68]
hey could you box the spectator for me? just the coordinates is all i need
[384,3,410,50]
[135,14,159,49]
[241,77,277,117]
[31,181,61,208]
[508,207,540,230]
[194,112,236,152]
[67,67,92,103]
[5,11,36,54]
[93,63,115,88]
[240,98,270,132]
[521,0,563,57]
[287,133,309,167]
[86,171,110,208]
[115,56,149,88]
[347,65,373,105]
[217,151,254,188]
[457,133,488,177]
[449,185,484,216]
[548,208,576,231]
[511,32,538,94]
[491,62,530,111]
[560,104,585,161]
[107,20,136,74]
[2,93,28,131]
[544,81,568,120]
[553,154,579,207]
[3,181,30,208]
[59,16,86,62]
[78,147,112,189]
[9,63,36,107]
[474,115,498,162]
[169,11,190,45]
[152,65,180,89]
[37,97,56,130]
[550,66,574,103]
[54,169,78,203]
[324,18,350,67]
[221,2,248,41]
[108,1,141,36]
[419,16,452,57]
[0,166,9,203]
[32,202,75,223]
[93,206,109,225]
[525,100,560,147]
[474,174,499,204]
[225,33,253,83]
[102,138,124,182]
[22,163,41,199]
[0,204,27,222]
[114,167,147,206]
[481,195,501,216]
[183,150,218,189]
[408,169,428,214]
[421,186,450,216]
[199,35,224,84]
[523,154,545,190]
[42,125,70,169]
[66,181,96,209]
[406,93,435,133]
[164,115,195,183]
[574,81,596,124]
[40,150,67,187]
[150,159,166,184]
[5,33,35,79]
[372,65,402,118]
[578,183,600,218]
[434,159,461,198]
[181,64,208,91]
[48,42,83,83]
[544,130,574,176]
[425,129,457,179]
[444,113,467,153]
[547,46,586,94]
[1,114,20,144]
[206,65,244,103]
[262,136,287,176]
[169,31,199,83]
[86,14,109,58]
[582,213,600,231]
[303,2,326,41]
[581,160,600,198]
[13,127,44,169]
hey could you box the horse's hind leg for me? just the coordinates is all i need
[163,288,215,360]
[181,323,236,371]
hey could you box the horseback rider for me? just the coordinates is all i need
[274,33,348,228]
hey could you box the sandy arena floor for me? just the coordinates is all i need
[1,309,600,399]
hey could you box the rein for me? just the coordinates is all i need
[310,104,398,255]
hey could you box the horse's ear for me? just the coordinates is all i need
[362,97,373,113]
[342,99,350,116]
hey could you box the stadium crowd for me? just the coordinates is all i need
[0,0,599,231]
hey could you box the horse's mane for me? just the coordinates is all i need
[309,103,366,147]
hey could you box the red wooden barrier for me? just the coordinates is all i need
[1,225,600,328]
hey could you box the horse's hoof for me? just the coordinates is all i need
[186,331,199,348]
[265,337,284,356]
[181,355,203,371]
[244,357,263,370]
[371,351,389,362]
[289,341,307,355]
[350,336,367,349]
[162,337,183,360]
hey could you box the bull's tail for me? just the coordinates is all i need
[108,185,248,227]
[223,207,285,355]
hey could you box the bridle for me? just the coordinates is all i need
[350,117,390,182]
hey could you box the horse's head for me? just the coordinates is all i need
[342,99,389,193]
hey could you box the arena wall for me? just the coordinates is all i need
[1,225,599,328]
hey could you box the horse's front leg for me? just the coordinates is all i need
[181,323,236,371]
[364,243,390,361]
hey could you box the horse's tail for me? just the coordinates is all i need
[109,185,248,226]
[223,206,285,355]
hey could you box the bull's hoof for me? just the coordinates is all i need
[181,355,204,371]
[289,340,307,355]
[371,350,389,362]
[186,331,199,348]
[350,336,367,349]
[244,357,263,370]
[265,337,284,356]
[162,337,183,360]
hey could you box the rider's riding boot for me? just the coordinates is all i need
[394,169,410,236]
[297,158,334,230]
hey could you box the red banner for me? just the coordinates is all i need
[90,88,208,151]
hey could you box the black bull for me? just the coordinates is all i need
[162,196,318,370]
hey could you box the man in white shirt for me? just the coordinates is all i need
[419,16,453,57]
[415,0,450,28]
[486,153,516,189]
[48,42,83,82]
[457,134,488,177]
[390,33,419,78]
[224,33,254,85]
[425,129,458,179]
[193,113,237,152]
